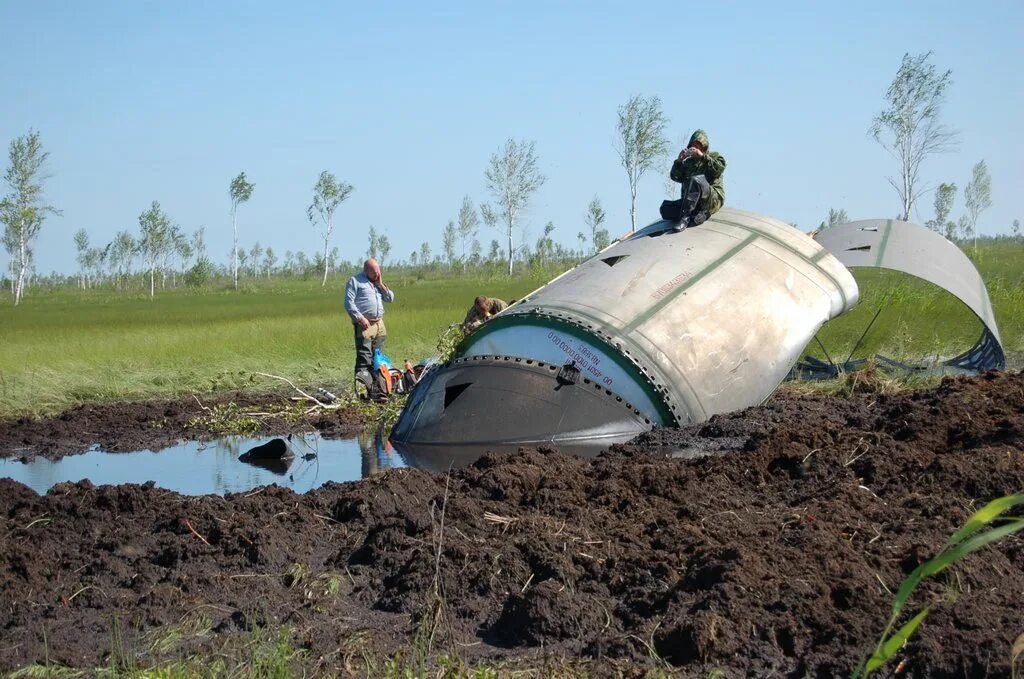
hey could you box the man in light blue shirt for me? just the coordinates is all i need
[344,258,395,385]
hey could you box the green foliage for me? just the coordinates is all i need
[307,170,354,285]
[186,401,262,435]
[184,257,216,287]
[484,138,546,275]
[10,665,83,678]
[854,494,1024,678]
[870,51,957,220]
[1,240,1022,418]
[926,182,956,233]
[0,274,547,417]
[964,159,992,246]
[806,241,1024,366]
[1,129,61,305]
[615,95,670,232]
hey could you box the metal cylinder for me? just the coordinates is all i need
[392,208,858,453]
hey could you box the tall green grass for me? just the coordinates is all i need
[0,273,547,417]
[1,242,1021,418]
[807,242,1024,365]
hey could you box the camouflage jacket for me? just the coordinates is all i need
[463,298,508,329]
[669,129,726,213]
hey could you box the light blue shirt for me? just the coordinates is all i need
[344,272,395,321]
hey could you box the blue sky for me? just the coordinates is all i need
[1,1,1021,274]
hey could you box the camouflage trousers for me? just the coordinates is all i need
[681,175,723,215]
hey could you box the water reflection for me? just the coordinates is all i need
[1,432,406,496]
[0,431,620,497]
[242,456,291,476]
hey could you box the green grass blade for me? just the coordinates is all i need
[864,608,930,675]
[858,496,1024,679]
[946,494,1024,548]
[921,519,1024,580]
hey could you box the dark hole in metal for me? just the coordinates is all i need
[845,245,872,252]
[444,383,471,408]
[601,255,628,267]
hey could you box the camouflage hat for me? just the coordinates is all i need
[688,129,710,152]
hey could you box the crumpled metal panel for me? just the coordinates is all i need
[814,219,1004,370]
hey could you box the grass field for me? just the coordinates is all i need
[1,242,1021,418]
[0,271,549,417]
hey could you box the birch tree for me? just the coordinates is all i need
[110,231,135,289]
[484,138,546,275]
[307,170,353,286]
[870,52,957,221]
[367,225,379,260]
[456,195,479,270]
[926,182,956,234]
[0,130,60,305]
[442,220,457,268]
[137,201,172,298]
[963,160,992,249]
[229,172,254,289]
[825,208,849,229]
[249,242,263,277]
[378,235,391,266]
[584,196,609,253]
[615,95,669,233]
[263,247,277,277]
[74,229,90,288]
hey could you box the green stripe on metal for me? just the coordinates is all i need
[874,219,893,267]
[622,232,759,334]
[460,314,677,425]
[712,216,849,309]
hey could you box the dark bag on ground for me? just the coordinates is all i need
[660,199,683,221]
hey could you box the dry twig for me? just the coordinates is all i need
[184,518,211,546]
[254,372,336,409]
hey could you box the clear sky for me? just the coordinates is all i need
[1,1,1021,275]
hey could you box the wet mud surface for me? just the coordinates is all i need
[0,391,368,460]
[2,372,1023,675]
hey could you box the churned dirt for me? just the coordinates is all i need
[1,371,1023,676]
[0,390,368,460]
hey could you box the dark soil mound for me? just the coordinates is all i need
[1,371,1023,676]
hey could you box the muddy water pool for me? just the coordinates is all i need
[1,432,407,495]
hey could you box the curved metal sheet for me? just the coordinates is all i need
[390,355,651,451]
[467,208,859,424]
[813,219,1004,369]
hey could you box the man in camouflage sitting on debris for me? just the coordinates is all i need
[667,128,726,229]
[462,296,508,333]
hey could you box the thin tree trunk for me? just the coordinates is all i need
[232,207,238,289]
[630,185,638,233]
[321,237,329,286]
[507,227,514,276]
[150,267,155,298]
[14,239,27,306]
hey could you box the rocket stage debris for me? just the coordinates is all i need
[391,209,1004,460]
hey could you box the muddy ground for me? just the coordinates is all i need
[0,390,369,460]
[1,372,1023,676]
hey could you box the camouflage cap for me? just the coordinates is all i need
[688,129,710,152]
